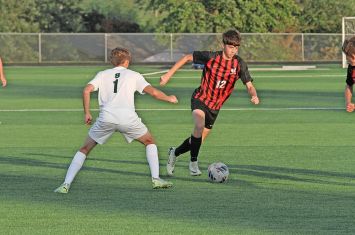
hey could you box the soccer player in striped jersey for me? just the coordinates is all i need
[54,47,178,193]
[160,29,260,176]
[343,36,355,112]
[0,57,7,87]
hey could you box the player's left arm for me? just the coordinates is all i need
[238,57,259,105]
[82,84,95,125]
[143,85,178,104]
[245,81,259,105]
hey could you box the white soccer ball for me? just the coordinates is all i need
[207,162,229,183]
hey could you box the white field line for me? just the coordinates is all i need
[141,70,169,76]
[0,107,343,112]
[144,74,344,78]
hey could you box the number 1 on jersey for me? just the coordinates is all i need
[113,73,120,93]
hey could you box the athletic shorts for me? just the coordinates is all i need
[191,97,219,129]
[88,118,148,144]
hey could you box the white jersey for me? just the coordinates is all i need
[88,66,150,125]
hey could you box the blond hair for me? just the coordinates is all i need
[342,36,355,56]
[110,47,131,66]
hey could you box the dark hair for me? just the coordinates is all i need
[110,47,131,66]
[222,29,241,46]
[342,36,355,56]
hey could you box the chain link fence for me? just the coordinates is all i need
[0,33,344,64]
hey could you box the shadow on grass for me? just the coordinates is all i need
[1,154,355,187]
[1,154,355,234]
[228,164,355,186]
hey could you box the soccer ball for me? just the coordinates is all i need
[207,162,229,183]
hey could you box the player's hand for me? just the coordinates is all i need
[168,95,178,104]
[251,96,260,105]
[85,113,92,125]
[346,103,355,112]
[160,74,171,86]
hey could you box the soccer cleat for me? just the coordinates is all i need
[189,161,202,176]
[152,178,173,189]
[166,147,177,176]
[54,183,70,194]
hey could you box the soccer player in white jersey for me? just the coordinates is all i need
[54,47,178,193]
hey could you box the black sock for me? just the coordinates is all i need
[175,137,191,157]
[190,135,202,162]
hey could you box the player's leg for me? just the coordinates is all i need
[54,120,114,193]
[202,128,211,142]
[54,136,97,193]
[173,98,205,158]
[167,127,209,176]
[136,132,159,179]
[188,109,205,176]
[136,131,173,189]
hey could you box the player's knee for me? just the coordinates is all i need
[144,137,155,146]
[79,146,91,155]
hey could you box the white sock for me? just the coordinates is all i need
[64,151,86,185]
[146,144,159,179]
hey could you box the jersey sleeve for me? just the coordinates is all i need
[88,72,102,91]
[193,51,217,65]
[136,73,151,94]
[238,57,253,84]
[346,65,355,87]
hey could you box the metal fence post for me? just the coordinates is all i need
[301,33,305,61]
[38,33,42,64]
[170,33,173,61]
[105,33,108,63]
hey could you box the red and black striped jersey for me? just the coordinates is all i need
[192,51,253,110]
[345,64,355,86]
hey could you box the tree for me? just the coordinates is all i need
[236,0,300,33]
[298,0,355,33]
[80,0,142,32]
[0,0,39,32]
[35,0,84,32]
[139,0,300,33]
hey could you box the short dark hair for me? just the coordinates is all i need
[342,36,355,56]
[110,47,131,66]
[222,29,241,46]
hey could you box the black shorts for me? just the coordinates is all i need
[191,98,219,129]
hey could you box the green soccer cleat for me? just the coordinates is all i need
[152,178,173,189]
[54,183,70,194]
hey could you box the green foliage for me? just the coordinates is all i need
[140,0,299,33]
[235,0,300,33]
[35,0,84,32]
[80,0,141,32]
[0,0,39,32]
[299,0,355,33]
[0,0,354,34]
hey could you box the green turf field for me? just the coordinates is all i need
[0,65,354,234]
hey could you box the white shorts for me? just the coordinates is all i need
[88,119,148,144]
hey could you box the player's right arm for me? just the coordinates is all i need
[0,57,7,87]
[345,84,354,112]
[83,84,95,124]
[143,85,178,104]
[160,54,193,86]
